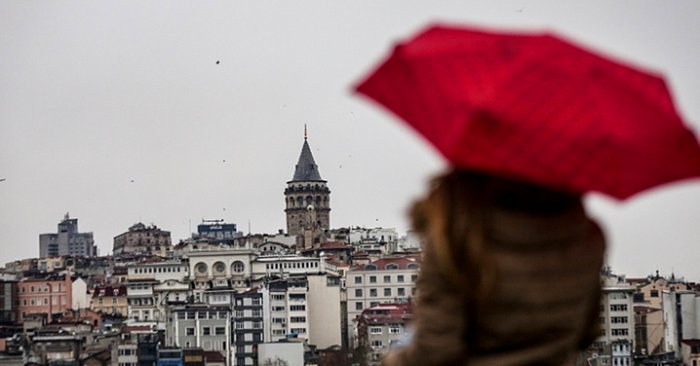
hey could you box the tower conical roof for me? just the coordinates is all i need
[292,139,323,181]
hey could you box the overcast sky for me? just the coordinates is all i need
[1,1,699,280]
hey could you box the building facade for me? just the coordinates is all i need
[0,280,18,324]
[91,284,128,317]
[113,222,172,256]
[165,304,231,366]
[356,303,412,365]
[346,256,420,347]
[39,214,97,258]
[16,275,87,323]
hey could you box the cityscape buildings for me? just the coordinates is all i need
[1,134,699,366]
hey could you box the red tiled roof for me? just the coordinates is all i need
[350,256,420,271]
[320,241,352,249]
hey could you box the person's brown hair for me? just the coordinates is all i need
[410,169,581,300]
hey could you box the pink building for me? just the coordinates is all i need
[17,275,75,323]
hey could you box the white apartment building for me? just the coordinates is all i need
[662,288,700,357]
[126,260,188,328]
[346,256,420,347]
[185,247,258,301]
[594,273,635,366]
[261,274,343,350]
[252,255,340,280]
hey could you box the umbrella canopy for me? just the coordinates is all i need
[355,24,700,200]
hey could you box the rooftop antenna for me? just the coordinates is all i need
[248,220,251,235]
[304,124,308,141]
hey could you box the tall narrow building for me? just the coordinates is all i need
[284,130,330,248]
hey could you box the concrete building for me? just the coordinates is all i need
[356,303,413,365]
[284,132,331,248]
[17,275,87,323]
[39,213,97,258]
[91,284,128,316]
[126,259,188,327]
[113,222,172,256]
[349,228,399,254]
[252,254,340,280]
[634,305,664,357]
[662,288,700,357]
[186,247,258,303]
[346,256,420,346]
[589,272,635,366]
[195,220,243,244]
[260,274,342,350]
[165,304,231,366]
[0,280,18,325]
[233,289,264,366]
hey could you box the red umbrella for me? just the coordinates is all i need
[355,24,700,200]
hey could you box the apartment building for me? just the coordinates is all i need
[346,256,420,346]
[165,304,231,365]
[91,284,127,316]
[17,275,87,323]
[356,303,412,365]
[233,289,264,366]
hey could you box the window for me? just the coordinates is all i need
[371,340,382,348]
[370,327,383,334]
[384,288,391,296]
[611,317,628,324]
[215,327,225,335]
[355,289,363,297]
[383,275,391,283]
[369,276,377,283]
[231,261,245,273]
[610,304,628,312]
[411,274,418,282]
[290,305,305,311]
[390,325,401,334]
[291,316,306,323]
[386,264,398,270]
[370,289,377,297]
[186,327,195,336]
[611,328,629,336]
[650,290,659,297]
[354,276,362,284]
[203,327,211,335]
[397,275,405,283]
[355,302,363,310]
[398,288,406,297]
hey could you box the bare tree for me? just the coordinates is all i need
[261,356,290,366]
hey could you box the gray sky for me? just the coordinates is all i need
[1,1,699,280]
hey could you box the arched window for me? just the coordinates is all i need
[365,264,377,271]
[195,262,208,276]
[231,261,245,274]
[213,262,226,275]
[407,263,420,270]
[385,263,399,270]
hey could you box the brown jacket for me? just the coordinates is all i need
[383,205,605,366]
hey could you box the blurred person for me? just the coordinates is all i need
[382,169,605,366]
